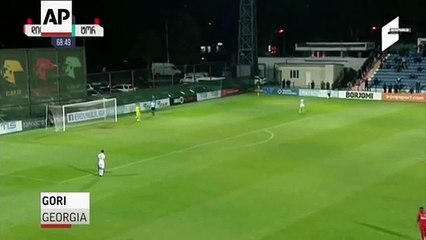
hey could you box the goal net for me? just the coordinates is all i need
[47,98,117,132]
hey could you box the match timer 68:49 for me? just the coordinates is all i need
[51,37,75,48]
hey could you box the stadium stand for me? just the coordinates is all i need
[369,53,426,92]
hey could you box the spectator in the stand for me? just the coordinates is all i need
[320,81,325,90]
[310,81,315,89]
[402,58,407,69]
[385,63,390,69]
[414,57,420,63]
[388,84,392,93]
[394,83,399,93]
[418,66,423,73]
[410,85,414,94]
[374,77,379,85]
[286,79,291,88]
[326,81,330,90]
[416,81,421,93]
[383,83,387,93]
[397,77,402,83]
[282,79,286,88]
[347,81,352,90]
[365,79,370,91]
[409,74,418,79]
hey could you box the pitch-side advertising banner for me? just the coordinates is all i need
[338,91,382,101]
[299,89,338,98]
[262,87,299,96]
[169,95,197,105]
[0,121,23,135]
[221,88,240,97]
[196,90,221,101]
[67,109,106,123]
[382,93,426,103]
[141,98,170,111]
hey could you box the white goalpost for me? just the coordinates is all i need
[46,98,118,132]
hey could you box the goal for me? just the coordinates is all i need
[47,98,117,132]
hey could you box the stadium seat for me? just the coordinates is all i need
[369,54,426,91]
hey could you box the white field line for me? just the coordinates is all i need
[59,115,317,184]
[219,129,274,151]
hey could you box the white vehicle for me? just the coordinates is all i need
[90,82,110,91]
[180,75,197,84]
[152,62,182,78]
[197,77,226,82]
[254,75,267,85]
[180,72,209,83]
[184,72,208,78]
[112,84,137,92]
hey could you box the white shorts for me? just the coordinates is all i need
[98,162,105,169]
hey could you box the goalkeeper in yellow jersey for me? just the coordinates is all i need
[135,104,142,122]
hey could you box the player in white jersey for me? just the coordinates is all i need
[97,150,106,177]
[150,97,156,116]
[299,99,305,114]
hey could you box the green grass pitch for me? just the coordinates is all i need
[0,94,425,240]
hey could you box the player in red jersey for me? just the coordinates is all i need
[417,207,426,240]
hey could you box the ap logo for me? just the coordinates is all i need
[64,57,82,79]
[41,0,72,35]
[1,60,24,85]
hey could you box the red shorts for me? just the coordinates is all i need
[420,225,426,234]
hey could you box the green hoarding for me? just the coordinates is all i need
[0,50,29,107]
[0,47,87,120]
[28,48,60,104]
[57,48,87,101]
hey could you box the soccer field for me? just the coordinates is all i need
[0,94,425,240]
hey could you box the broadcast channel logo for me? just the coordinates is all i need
[381,16,411,52]
[23,0,104,38]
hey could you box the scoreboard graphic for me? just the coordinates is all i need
[23,0,103,48]
[24,21,104,38]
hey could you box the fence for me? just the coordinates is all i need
[88,77,254,106]
[0,47,87,120]
[87,62,231,90]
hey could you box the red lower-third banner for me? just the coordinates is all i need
[41,224,72,229]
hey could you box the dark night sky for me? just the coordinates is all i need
[2,0,426,69]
